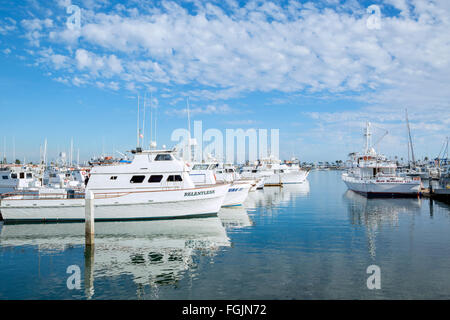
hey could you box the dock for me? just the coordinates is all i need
[422,187,450,203]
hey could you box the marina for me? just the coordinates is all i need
[1,0,449,306]
[1,170,450,299]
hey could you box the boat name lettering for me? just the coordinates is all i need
[184,190,215,197]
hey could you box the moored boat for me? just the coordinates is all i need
[342,122,421,198]
[0,148,229,223]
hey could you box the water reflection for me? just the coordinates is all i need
[245,181,310,209]
[218,207,253,229]
[344,190,422,258]
[0,218,230,299]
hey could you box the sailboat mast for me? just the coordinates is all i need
[405,109,416,167]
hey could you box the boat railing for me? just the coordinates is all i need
[1,190,85,200]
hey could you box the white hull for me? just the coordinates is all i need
[342,174,420,197]
[241,171,309,186]
[0,184,229,223]
[223,181,252,207]
[264,170,309,185]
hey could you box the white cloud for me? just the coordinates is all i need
[17,1,447,109]
[11,1,450,159]
[168,104,233,116]
[0,18,17,35]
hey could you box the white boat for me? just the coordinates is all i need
[0,148,229,223]
[240,157,309,186]
[342,122,421,197]
[42,166,88,189]
[0,166,42,194]
[189,162,253,207]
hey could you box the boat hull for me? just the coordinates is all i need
[342,176,421,197]
[264,170,309,186]
[0,184,229,224]
[222,181,252,207]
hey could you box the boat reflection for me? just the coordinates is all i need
[245,181,310,209]
[344,190,422,258]
[0,218,230,298]
[218,206,253,229]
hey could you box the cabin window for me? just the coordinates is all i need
[252,170,258,173]
[155,154,173,161]
[2,176,8,180]
[11,173,17,179]
[19,172,25,179]
[26,173,32,179]
[167,175,183,182]
[130,175,145,183]
[148,175,163,183]
[192,164,209,170]
[110,176,118,180]
[226,169,234,173]
[50,173,57,178]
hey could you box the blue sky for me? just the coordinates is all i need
[0,0,449,163]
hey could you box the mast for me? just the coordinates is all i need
[150,91,153,148]
[364,122,372,154]
[43,138,47,166]
[70,138,73,167]
[136,94,140,148]
[187,97,192,162]
[405,109,416,168]
[3,136,6,164]
[142,92,147,148]
[13,136,15,164]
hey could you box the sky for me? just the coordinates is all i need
[0,0,449,163]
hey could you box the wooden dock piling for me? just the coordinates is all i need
[85,191,94,246]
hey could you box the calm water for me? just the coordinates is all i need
[1,170,450,300]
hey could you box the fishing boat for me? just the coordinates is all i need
[0,148,229,223]
[214,163,264,191]
[240,156,309,186]
[189,162,253,207]
[0,166,42,194]
[342,122,421,198]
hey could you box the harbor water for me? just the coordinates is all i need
[1,170,450,299]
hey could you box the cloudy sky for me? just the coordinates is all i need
[0,0,449,163]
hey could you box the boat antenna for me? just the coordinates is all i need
[405,108,416,168]
[142,92,147,148]
[150,90,153,148]
[136,94,140,148]
[154,98,157,148]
